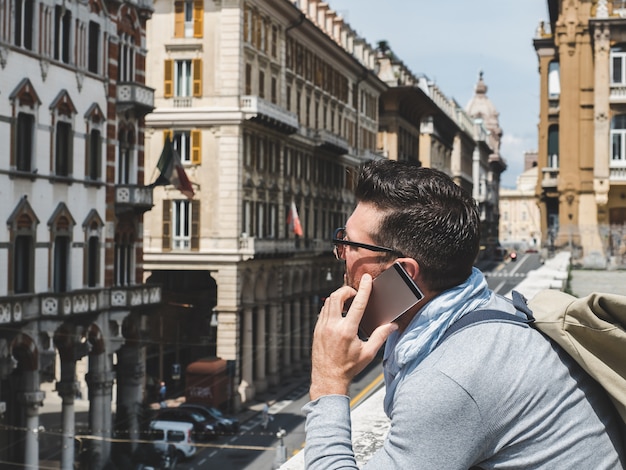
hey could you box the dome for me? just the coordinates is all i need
[465,71,503,153]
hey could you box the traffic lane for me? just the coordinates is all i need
[178,390,310,469]
[483,253,543,296]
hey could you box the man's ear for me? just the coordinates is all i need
[397,258,419,280]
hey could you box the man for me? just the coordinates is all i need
[304,160,624,469]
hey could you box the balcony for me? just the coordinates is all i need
[239,236,330,259]
[610,84,626,103]
[541,167,559,189]
[610,165,626,182]
[0,285,161,324]
[240,96,299,134]
[117,82,155,115]
[115,185,154,215]
[315,129,349,155]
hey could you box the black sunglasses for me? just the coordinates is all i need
[332,227,404,260]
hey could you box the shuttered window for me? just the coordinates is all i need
[193,0,203,38]
[164,59,173,98]
[192,58,202,97]
[162,199,171,251]
[191,130,201,164]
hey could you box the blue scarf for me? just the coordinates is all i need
[382,267,493,416]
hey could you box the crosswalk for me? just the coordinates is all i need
[487,272,527,278]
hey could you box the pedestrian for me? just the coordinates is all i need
[304,160,624,469]
[159,381,167,408]
[261,401,273,430]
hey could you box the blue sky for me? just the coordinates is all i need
[327,0,549,188]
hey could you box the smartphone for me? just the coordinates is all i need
[358,262,424,339]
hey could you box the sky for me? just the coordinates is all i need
[327,0,549,188]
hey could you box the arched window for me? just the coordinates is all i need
[48,204,75,293]
[7,197,39,294]
[83,210,103,287]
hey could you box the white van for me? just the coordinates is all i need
[149,420,196,460]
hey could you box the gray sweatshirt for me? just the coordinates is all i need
[304,319,624,469]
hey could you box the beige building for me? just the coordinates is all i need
[534,0,626,267]
[144,0,386,408]
[500,155,542,252]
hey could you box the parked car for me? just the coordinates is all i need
[153,408,217,441]
[147,420,196,462]
[180,403,240,434]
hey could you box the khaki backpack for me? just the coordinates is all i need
[528,290,626,429]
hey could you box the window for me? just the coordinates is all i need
[173,200,191,249]
[175,0,203,38]
[49,206,75,293]
[16,112,34,172]
[174,131,192,163]
[53,235,70,292]
[88,21,100,74]
[14,234,34,293]
[245,63,252,95]
[611,45,626,86]
[87,129,102,180]
[118,127,135,184]
[611,114,626,165]
[118,33,135,82]
[14,0,34,50]
[176,60,192,96]
[54,4,71,63]
[548,125,559,168]
[259,71,265,98]
[55,121,73,177]
[548,61,560,98]
[83,211,103,288]
[165,59,203,98]
[114,223,135,286]
[163,200,199,251]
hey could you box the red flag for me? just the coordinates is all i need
[287,201,303,237]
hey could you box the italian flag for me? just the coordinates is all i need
[287,201,303,237]
[153,136,195,199]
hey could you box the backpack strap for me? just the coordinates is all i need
[436,291,535,348]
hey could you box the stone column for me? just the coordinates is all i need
[238,307,255,403]
[292,299,302,371]
[116,343,144,454]
[266,303,279,387]
[56,361,80,470]
[282,301,292,376]
[18,371,45,470]
[86,352,115,470]
[254,305,267,393]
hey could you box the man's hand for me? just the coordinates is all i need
[309,274,398,401]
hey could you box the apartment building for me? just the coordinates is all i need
[0,0,159,468]
[143,0,386,408]
[535,0,626,267]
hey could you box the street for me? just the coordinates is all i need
[175,358,384,470]
[484,252,543,296]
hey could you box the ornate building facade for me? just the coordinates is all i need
[535,0,626,267]
[0,0,159,468]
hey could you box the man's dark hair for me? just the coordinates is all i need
[354,160,480,292]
